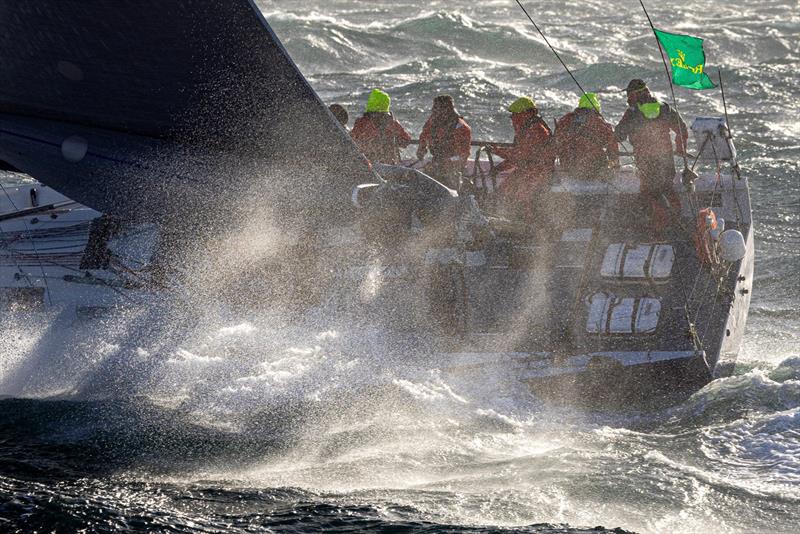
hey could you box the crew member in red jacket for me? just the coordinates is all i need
[555,92,619,180]
[351,88,412,165]
[416,95,472,190]
[489,97,555,221]
[615,79,688,234]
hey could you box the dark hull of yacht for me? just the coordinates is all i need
[358,166,754,403]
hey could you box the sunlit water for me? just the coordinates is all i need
[1,1,798,532]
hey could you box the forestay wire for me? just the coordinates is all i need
[513,0,598,113]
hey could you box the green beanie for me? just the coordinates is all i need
[578,92,601,112]
[366,88,391,113]
[508,96,537,114]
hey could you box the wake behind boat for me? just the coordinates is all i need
[0,0,753,405]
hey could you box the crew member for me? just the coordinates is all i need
[351,88,412,165]
[329,103,349,131]
[615,79,688,233]
[416,95,472,190]
[555,92,619,179]
[489,97,555,221]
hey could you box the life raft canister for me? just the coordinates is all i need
[693,207,719,265]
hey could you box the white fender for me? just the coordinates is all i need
[719,229,746,262]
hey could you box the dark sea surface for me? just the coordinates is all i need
[1,0,798,532]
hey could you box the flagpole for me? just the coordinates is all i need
[637,0,689,172]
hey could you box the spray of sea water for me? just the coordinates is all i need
[1,0,798,532]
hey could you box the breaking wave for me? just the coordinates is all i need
[1,305,799,532]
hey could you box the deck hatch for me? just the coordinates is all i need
[601,243,674,283]
[586,293,661,334]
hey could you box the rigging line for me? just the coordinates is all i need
[690,134,711,173]
[718,69,736,146]
[637,0,690,172]
[665,254,703,351]
[699,263,732,348]
[14,244,89,252]
[694,217,731,328]
[0,220,31,286]
[513,0,590,100]
[0,187,26,266]
[686,260,704,304]
[5,245,83,269]
[709,133,724,209]
[694,134,730,326]
[12,252,143,305]
[718,69,746,229]
[691,263,717,321]
[681,251,708,348]
[568,175,612,346]
[0,181,53,304]
[512,1,635,160]
[675,256,706,353]
[661,244,703,351]
[0,206,91,275]
[692,267,724,349]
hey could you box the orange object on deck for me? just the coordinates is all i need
[694,207,719,265]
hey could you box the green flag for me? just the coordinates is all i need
[654,29,716,90]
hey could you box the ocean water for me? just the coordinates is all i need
[1,0,799,532]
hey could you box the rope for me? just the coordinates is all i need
[513,0,634,160]
[709,135,724,209]
[0,221,32,286]
[718,70,735,149]
[699,263,733,348]
[676,134,739,354]
[716,70,746,229]
[0,185,151,304]
[637,0,690,172]
[514,1,592,104]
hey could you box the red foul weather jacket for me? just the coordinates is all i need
[616,100,688,235]
[555,108,619,177]
[493,111,555,181]
[615,100,688,193]
[351,112,412,165]
[417,115,472,169]
[492,111,555,218]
